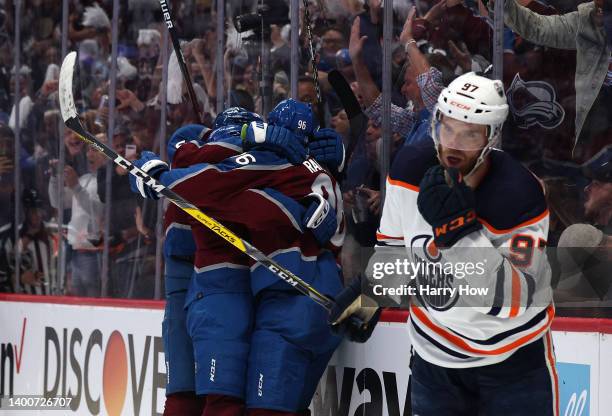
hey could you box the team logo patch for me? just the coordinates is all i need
[409,235,459,311]
[507,73,565,130]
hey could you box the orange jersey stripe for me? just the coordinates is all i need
[545,331,560,416]
[387,177,419,192]
[509,266,521,318]
[410,304,554,356]
[376,232,404,241]
[479,209,549,235]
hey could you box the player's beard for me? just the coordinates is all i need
[439,147,481,176]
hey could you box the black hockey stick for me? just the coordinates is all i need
[328,69,367,162]
[159,0,204,124]
[59,51,334,312]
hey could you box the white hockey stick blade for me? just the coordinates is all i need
[59,51,79,123]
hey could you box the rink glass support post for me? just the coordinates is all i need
[155,26,171,301]
[492,0,504,80]
[13,0,22,294]
[261,34,273,117]
[380,0,394,202]
[216,0,225,113]
[492,0,504,145]
[101,0,121,298]
[55,0,69,295]
[290,0,299,99]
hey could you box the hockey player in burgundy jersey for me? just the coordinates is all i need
[160,125,208,416]
[331,73,558,416]
[160,111,264,415]
[133,101,346,416]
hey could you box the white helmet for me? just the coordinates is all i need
[435,72,509,142]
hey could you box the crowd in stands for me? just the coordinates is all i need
[0,0,609,315]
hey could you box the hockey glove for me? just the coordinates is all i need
[329,274,382,343]
[417,166,481,248]
[308,128,346,173]
[302,193,338,246]
[241,121,307,165]
[128,151,169,200]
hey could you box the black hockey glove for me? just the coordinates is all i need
[329,274,382,343]
[417,166,482,248]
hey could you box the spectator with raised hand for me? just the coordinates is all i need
[417,0,494,62]
[492,0,611,158]
[95,124,143,297]
[9,66,34,132]
[448,39,475,73]
[48,133,107,297]
[61,128,88,176]
[20,74,60,167]
[185,37,217,106]
[349,7,445,144]
[116,87,146,116]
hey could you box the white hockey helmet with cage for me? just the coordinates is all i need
[433,72,509,150]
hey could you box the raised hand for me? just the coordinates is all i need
[348,17,368,63]
[448,40,472,72]
[400,6,417,44]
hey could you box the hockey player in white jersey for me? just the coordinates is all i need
[330,72,558,415]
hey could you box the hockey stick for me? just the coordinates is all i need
[159,0,204,125]
[328,69,367,162]
[301,0,326,128]
[59,51,334,312]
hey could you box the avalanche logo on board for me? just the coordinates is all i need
[507,73,565,130]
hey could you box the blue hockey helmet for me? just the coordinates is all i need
[208,124,244,143]
[213,107,263,130]
[268,98,318,140]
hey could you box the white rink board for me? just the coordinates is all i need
[599,333,612,415]
[552,331,599,416]
[0,300,165,416]
[1,299,611,416]
[311,322,412,415]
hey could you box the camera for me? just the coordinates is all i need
[234,0,289,34]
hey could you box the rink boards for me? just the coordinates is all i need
[0,294,610,416]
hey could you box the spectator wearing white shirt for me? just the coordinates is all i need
[48,132,106,297]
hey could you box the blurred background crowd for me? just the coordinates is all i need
[0,0,609,316]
